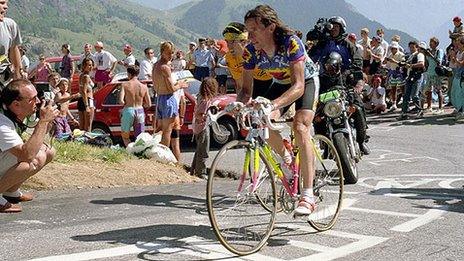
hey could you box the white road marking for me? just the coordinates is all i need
[285,224,388,261]
[287,239,335,252]
[368,126,399,132]
[12,220,46,225]
[390,206,449,232]
[345,207,421,218]
[368,156,439,166]
[308,198,357,222]
[438,179,464,189]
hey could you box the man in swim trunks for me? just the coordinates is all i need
[152,41,188,147]
[119,65,151,147]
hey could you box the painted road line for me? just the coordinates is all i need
[287,239,335,252]
[368,156,439,166]
[308,198,357,222]
[345,207,421,218]
[390,206,449,232]
[438,179,464,189]
[285,224,388,261]
[402,174,464,177]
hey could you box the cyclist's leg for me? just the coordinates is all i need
[294,77,319,215]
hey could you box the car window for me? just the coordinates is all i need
[104,84,121,105]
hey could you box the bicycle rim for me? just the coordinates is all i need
[207,140,277,255]
[308,134,344,231]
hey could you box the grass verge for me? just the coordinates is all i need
[53,141,133,164]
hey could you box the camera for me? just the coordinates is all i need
[306,18,333,42]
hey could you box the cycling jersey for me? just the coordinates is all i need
[243,35,318,84]
[225,52,272,81]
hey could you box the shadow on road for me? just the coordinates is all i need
[369,187,464,214]
[90,194,208,215]
[367,111,462,126]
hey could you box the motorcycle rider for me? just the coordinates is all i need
[309,16,370,155]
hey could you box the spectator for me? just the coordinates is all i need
[28,54,53,83]
[53,78,79,138]
[152,41,188,147]
[118,44,136,68]
[78,43,94,71]
[138,47,157,80]
[43,72,60,101]
[171,87,186,161]
[191,77,218,179]
[0,1,24,88]
[365,76,386,114]
[185,42,196,75]
[295,30,303,40]
[93,41,117,89]
[0,79,58,213]
[391,35,405,53]
[171,50,186,72]
[18,46,29,78]
[376,28,389,59]
[449,36,464,119]
[348,33,363,58]
[384,41,405,112]
[449,16,464,40]
[60,44,74,83]
[119,65,151,147]
[397,41,426,120]
[193,38,215,81]
[214,42,229,94]
[78,58,95,131]
[358,27,371,73]
[368,36,385,76]
[422,37,446,114]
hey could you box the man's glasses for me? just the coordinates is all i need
[18,95,38,104]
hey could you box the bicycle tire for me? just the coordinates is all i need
[207,140,277,255]
[307,134,344,231]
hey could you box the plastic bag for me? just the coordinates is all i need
[145,144,178,164]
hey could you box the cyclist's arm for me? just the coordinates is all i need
[237,69,253,103]
[272,60,305,109]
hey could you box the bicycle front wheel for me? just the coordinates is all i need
[207,140,277,255]
[308,134,344,231]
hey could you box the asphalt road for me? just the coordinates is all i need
[1,111,464,261]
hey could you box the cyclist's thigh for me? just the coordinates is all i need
[295,76,319,112]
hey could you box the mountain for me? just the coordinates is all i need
[8,0,201,60]
[171,0,415,45]
[129,0,194,10]
[346,0,464,46]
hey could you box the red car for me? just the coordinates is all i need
[28,55,81,94]
[69,76,242,146]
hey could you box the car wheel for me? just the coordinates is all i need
[211,120,237,148]
[91,122,116,145]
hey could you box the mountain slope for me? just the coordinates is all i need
[129,0,194,10]
[8,0,200,59]
[172,0,415,44]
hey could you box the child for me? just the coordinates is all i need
[191,77,218,179]
[366,77,387,114]
[54,78,79,138]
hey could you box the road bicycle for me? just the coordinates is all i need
[206,101,344,255]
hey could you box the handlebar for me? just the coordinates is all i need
[207,100,285,138]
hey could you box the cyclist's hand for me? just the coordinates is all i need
[224,102,244,113]
[254,96,275,115]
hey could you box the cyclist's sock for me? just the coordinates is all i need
[283,149,292,164]
[302,188,315,203]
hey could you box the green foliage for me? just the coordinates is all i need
[54,141,132,164]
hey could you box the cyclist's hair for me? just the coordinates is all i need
[47,72,60,81]
[430,37,439,46]
[0,79,32,108]
[200,77,218,100]
[160,41,174,55]
[127,65,140,77]
[144,47,153,55]
[244,5,294,52]
[222,22,246,35]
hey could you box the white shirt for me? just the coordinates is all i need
[368,86,386,106]
[138,57,157,80]
[0,18,22,57]
[380,39,389,59]
[370,45,385,63]
[386,51,405,70]
[171,58,186,72]
[0,113,23,175]
[94,50,117,70]
[21,55,30,70]
[355,43,364,59]
[122,54,136,67]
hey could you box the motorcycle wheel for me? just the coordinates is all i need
[332,132,358,184]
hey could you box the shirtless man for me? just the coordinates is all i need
[152,41,188,147]
[119,65,151,147]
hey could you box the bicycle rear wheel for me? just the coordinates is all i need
[207,140,277,255]
[307,134,344,231]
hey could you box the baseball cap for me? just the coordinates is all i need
[123,44,132,51]
[95,41,104,48]
[348,33,357,41]
[418,41,427,49]
[189,41,197,47]
[453,16,461,22]
[390,41,399,49]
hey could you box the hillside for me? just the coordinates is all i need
[8,0,200,60]
[346,0,463,46]
[129,0,196,10]
[171,0,415,44]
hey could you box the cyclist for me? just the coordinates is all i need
[238,5,319,216]
[222,22,273,97]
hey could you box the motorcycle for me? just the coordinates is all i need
[314,86,362,184]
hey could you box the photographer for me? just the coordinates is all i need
[0,79,58,213]
[308,16,369,155]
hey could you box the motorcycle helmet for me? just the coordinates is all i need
[324,52,343,75]
[328,16,347,34]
